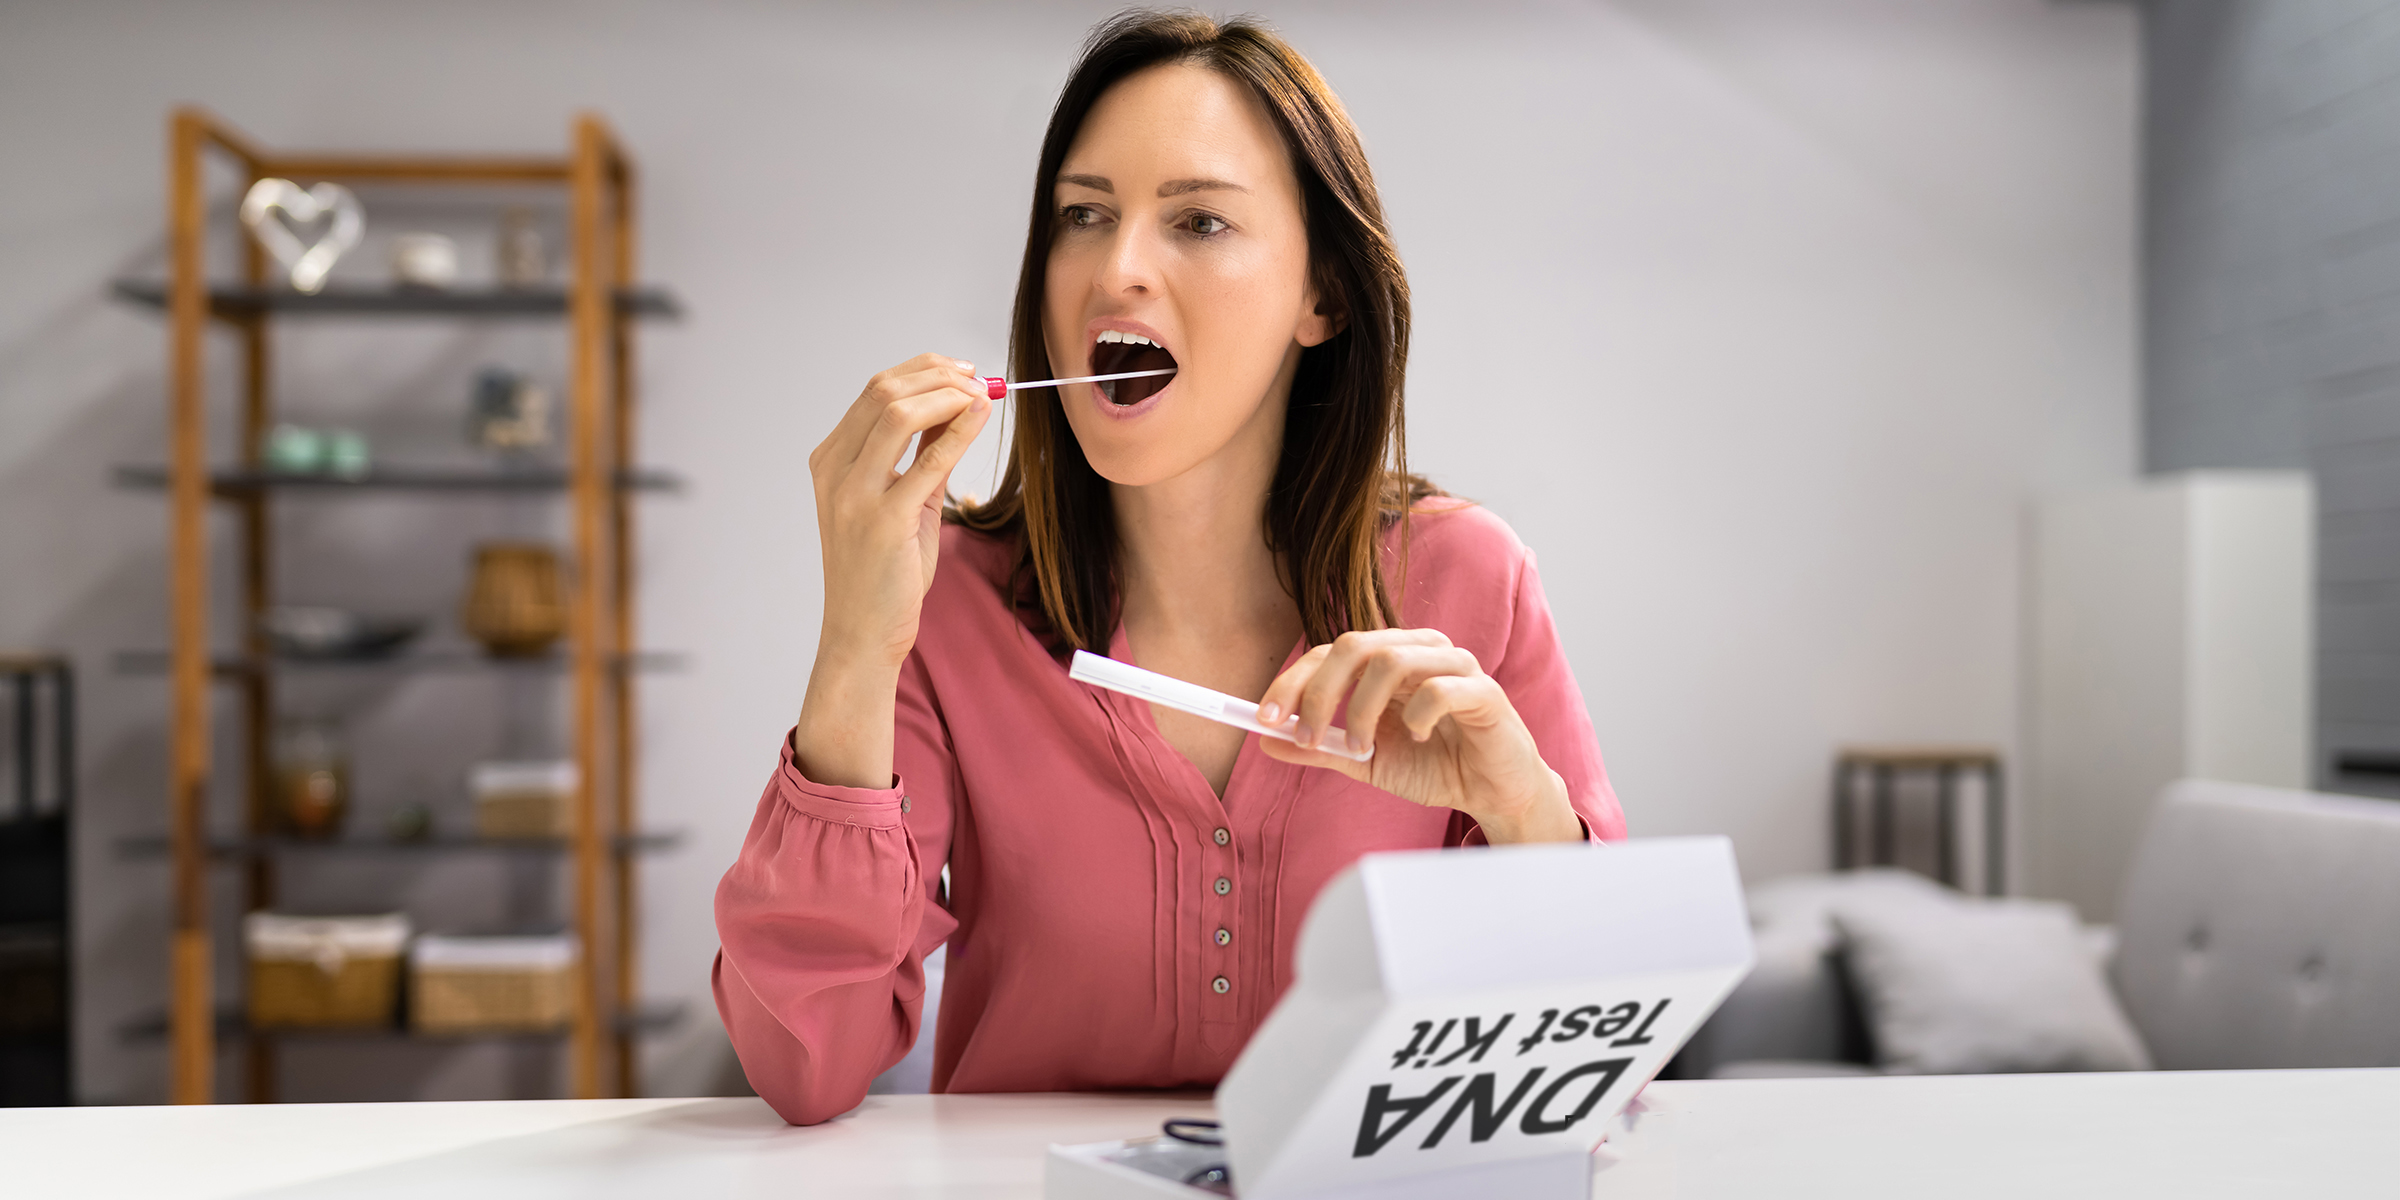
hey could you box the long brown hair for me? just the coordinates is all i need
[951,9,1435,652]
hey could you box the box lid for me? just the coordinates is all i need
[470,759,577,797]
[411,934,577,970]
[1214,838,1753,1200]
[245,912,410,963]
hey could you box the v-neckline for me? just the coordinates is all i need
[1102,623,1308,808]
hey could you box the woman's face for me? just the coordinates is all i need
[1043,63,1338,488]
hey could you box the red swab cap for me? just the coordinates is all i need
[983,377,1007,401]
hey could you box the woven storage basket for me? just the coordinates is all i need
[410,935,575,1033]
[245,912,409,1029]
[471,760,577,839]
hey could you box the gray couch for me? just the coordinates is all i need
[1674,778,2400,1078]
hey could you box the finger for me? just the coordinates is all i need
[825,356,969,463]
[1257,729,1371,779]
[821,355,979,473]
[853,375,987,489]
[889,389,994,512]
[1257,644,1331,729]
[1294,630,1448,750]
[1399,673,1508,742]
[1344,644,1480,755]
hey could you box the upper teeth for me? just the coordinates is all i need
[1096,330,1159,349]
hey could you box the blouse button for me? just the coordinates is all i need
[1214,928,1231,947]
[1213,827,1231,846]
[900,796,912,814]
[1213,877,1232,896]
[1212,976,1231,995]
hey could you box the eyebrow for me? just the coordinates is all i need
[1053,174,1252,198]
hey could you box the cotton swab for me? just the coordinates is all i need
[979,368,1175,401]
[1069,650,1374,763]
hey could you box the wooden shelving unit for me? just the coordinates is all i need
[121,108,678,1104]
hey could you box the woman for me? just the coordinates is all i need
[715,11,1624,1126]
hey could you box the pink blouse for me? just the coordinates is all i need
[713,502,1624,1125]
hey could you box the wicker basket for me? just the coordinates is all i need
[245,912,409,1029]
[410,935,575,1033]
[471,760,577,839]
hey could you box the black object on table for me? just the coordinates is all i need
[0,655,72,1105]
[1831,746,2004,895]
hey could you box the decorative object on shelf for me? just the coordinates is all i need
[409,934,576,1033]
[385,801,434,842]
[262,424,326,473]
[244,911,409,1029]
[239,178,364,295]
[467,367,553,453]
[472,759,577,839]
[390,232,461,290]
[271,717,351,839]
[460,542,568,657]
[497,207,546,288]
[325,429,371,478]
[260,606,424,661]
[260,425,371,478]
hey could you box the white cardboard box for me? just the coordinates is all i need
[1047,837,1754,1200]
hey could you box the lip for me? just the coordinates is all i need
[1082,316,1178,420]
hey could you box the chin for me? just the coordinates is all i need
[1069,425,1199,489]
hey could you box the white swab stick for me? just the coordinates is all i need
[1069,650,1374,763]
[980,368,1175,400]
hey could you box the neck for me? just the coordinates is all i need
[1113,369,1298,647]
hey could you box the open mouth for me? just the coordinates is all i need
[1091,330,1178,406]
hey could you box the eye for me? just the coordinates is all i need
[1184,211,1230,238]
[1059,204,1110,229]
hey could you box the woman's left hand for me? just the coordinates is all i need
[1255,629,1584,844]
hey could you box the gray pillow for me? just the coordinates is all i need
[1833,895,2152,1074]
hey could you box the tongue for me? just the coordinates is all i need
[1091,340,1177,406]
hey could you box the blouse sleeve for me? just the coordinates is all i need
[711,650,959,1125]
[1478,545,1627,843]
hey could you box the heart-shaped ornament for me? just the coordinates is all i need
[239,178,364,294]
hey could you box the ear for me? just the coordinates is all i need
[1296,268,1347,348]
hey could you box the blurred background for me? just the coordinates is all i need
[2,0,2389,1106]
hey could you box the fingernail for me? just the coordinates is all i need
[1258,702,1280,724]
[1296,725,1314,748]
[953,359,975,374]
[971,394,990,413]
[1347,732,1366,754]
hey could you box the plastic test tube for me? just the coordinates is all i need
[1069,650,1374,763]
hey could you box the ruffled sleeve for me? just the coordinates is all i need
[712,651,959,1124]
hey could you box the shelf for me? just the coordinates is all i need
[110,280,682,319]
[115,830,684,859]
[113,648,688,677]
[119,1001,686,1045]
[114,464,683,494]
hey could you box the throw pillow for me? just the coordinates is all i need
[1833,895,2152,1074]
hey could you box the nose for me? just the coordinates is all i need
[1094,216,1161,298]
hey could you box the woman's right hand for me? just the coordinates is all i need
[796,353,993,788]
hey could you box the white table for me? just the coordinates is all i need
[7,1069,2392,1198]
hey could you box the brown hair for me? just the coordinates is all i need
[950,9,1435,652]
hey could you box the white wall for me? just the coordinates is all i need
[0,0,2137,1102]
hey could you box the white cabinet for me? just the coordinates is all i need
[2027,472,2313,920]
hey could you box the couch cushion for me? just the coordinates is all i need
[2114,780,2400,1070]
[1709,1059,1882,1080]
[1835,895,2152,1074]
